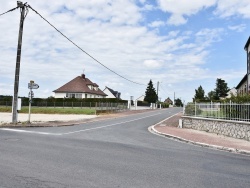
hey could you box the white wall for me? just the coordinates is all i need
[54,93,66,98]
[103,88,115,98]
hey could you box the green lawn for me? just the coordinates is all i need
[0,106,96,115]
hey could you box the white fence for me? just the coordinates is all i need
[184,102,250,122]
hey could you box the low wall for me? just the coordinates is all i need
[182,116,250,141]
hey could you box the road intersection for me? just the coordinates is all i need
[0,108,250,188]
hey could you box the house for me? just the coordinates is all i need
[164,97,173,105]
[103,86,121,99]
[135,95,145,101]
[236,74,247,96]
[236,36,250,95]
[226,87,237,98]
[53,74,107,98]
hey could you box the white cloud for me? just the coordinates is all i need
[143,60,163,68]
[157,0,216,25]
[167,14,187,26]
[148,20,165,28]
[0,0,248,103]
[215,0,250,19]
[228,24,246,32]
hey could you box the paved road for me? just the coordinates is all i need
[0,108,250,188]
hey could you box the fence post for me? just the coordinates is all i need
[54,102,55,108]
[195,101,196,116]
[72,102,73,109]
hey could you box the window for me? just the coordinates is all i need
[66,93,82,98]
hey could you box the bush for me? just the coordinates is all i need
[184,103,202,116]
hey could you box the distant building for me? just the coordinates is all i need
[103,87,121,99]
[236,36,250,95]
[53,74,107,98]
[164,97,173,105]
[135,95,145,101]
[226,87,237,98]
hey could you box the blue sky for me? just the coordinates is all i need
[0,0,250,103]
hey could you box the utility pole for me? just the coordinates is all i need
[157,81,159,101]
[12,1,26,124]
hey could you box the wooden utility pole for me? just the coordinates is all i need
[12,1,26,124]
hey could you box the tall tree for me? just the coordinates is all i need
[194,85,205,101]
[214,78,230,100]
[144,80,158,103]
[207,90,216,100]
[175,98,183,107]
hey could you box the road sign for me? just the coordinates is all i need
[28,83,39,89]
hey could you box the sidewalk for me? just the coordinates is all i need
[151,113,250,155]
[0,109,152,127]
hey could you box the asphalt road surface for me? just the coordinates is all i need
[0,108,250,188]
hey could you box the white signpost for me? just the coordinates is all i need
[28,80,39,123]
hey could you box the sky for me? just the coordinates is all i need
[0,0,250,103]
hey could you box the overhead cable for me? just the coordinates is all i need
[27,4,146,86]
[0,6,19,17]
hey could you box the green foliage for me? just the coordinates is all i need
[0,95,127,104]
[194,85,205,101]
[175,98,183,107]
[207,90,216,100]
[214,78,230,99]
[223,94,250,103]
[137,101,150,106]
[144,80,158,103]
[184,103,202,116]
[160,102,169,108]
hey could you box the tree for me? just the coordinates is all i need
[194,85,205,101]
[214,78,230,100]
[175,98,183,107]
[207,90,216,100]
[144,80,158,103]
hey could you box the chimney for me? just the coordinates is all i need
[81,74,85,79]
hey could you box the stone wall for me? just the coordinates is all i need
[182,116,250,141]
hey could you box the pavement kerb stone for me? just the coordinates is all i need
[149,123,250,156]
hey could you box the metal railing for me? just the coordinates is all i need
[183,102,250,122]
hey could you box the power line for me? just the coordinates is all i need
[0,6,19,17]
[27,4,146,86]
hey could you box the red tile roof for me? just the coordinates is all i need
[53,75,107,96]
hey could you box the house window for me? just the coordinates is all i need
[66,93,82,98]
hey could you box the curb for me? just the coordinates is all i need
[149,125,250,156]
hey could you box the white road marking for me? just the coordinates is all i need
[0,128,62,136]
[0,112,162,136]
[61,113,161,135]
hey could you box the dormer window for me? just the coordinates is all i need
[87,85,93,90]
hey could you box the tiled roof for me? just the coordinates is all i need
[53,75,107,96]
[105,87,121,99]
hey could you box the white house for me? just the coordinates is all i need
[135,95,145,101]
[53,74,107,98]
[103,87,121,99]
[226,87,237,98]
